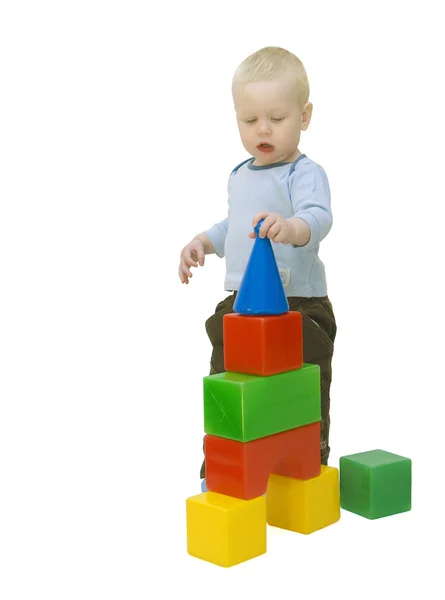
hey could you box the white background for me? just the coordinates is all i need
[1,1,444,598]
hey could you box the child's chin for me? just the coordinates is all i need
[254,151,276,163]
[257,156,276,165]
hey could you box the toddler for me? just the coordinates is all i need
[178,46,337,490]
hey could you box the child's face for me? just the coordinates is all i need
[233,77,311,166]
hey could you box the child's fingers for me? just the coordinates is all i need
[252,211,269,228]
[184,254,198,268]
[178,265,189,284]
[192,246,205,266]
[267,222,281,240]
[259,215,276,238]
[180,260,193,278]
[197,247,205,266]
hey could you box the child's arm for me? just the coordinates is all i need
[250,164,332,248]
[202,217,228,258]
[249,215,311,246]
[194,233,217,254]
[179,217,228,284]
[178,234,214,284]
[288,163,332,249]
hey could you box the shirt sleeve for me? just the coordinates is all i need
[290,163,332,250]
[204,217,228,258]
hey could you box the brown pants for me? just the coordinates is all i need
[200,292,337,478]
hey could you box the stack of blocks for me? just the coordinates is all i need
[185,220,412,567]
[186,220,340,567]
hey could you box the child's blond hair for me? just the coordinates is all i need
[232,46,310,108]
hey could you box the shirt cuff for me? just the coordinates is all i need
[293,213,321,250]
[204,225,226,258]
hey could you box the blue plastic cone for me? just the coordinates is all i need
[233,219,289,315]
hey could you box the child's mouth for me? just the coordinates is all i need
[257,143,274,153]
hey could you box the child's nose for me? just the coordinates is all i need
[257,120,272,135]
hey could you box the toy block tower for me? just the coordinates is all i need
[186,220,340,568]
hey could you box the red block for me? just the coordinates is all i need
[223,311,303,376]
[205,422,320,500]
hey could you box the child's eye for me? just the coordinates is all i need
[271,117,284,122]
[245,118,257,124]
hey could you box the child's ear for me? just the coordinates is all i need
[301,102,313,130]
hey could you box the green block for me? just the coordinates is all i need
[203,364,320,442]
[340,449,412,519]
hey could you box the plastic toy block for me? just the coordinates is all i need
[266,466,340,534]
[186,491,266,567]
[205,422,320,499]
[233,220,289,315]
[223,311,303,376]
[203,364,321,442]
[339,449,412,519]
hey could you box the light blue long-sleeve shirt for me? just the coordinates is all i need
[205,153,332,297]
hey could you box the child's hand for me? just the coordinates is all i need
[249,212,293,244]
[179,238,205,284]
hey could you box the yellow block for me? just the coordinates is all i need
[186,491,266,567]
[266,465,340,534]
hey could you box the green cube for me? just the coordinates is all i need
[203,364,320,442]
[340,449,412,519]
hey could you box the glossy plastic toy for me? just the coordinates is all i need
[339,449,412,519]
[233,220,289,315]
[185,220,411,567]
